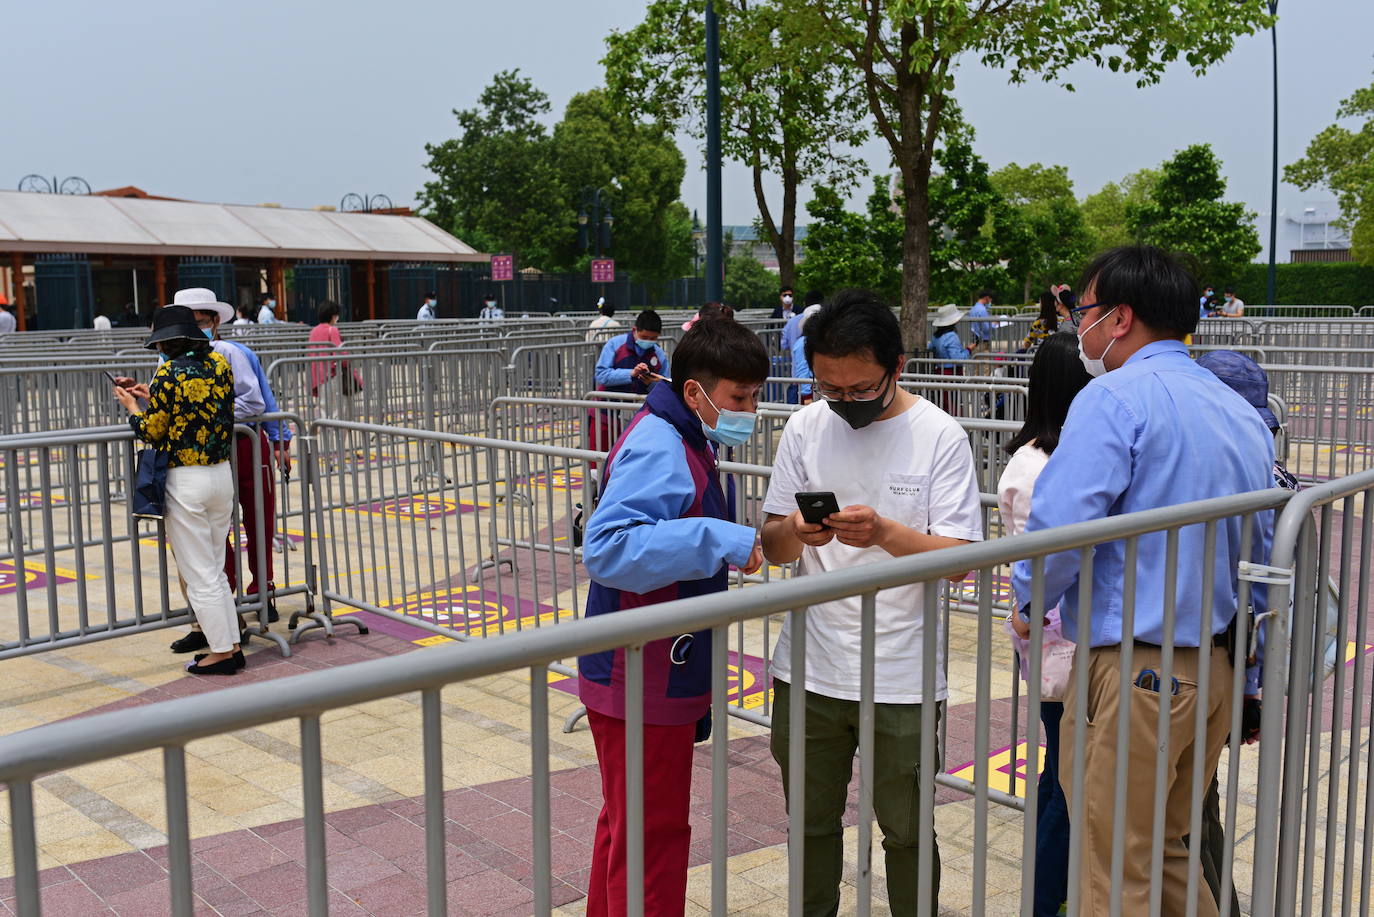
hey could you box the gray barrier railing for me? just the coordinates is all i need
[0,413,358,660]
[12,464,1369,914]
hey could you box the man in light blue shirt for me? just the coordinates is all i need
[967,289,994,349]
[1010,246,1275,916]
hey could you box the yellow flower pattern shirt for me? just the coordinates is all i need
[1021,318,1055,351]
[129,349,234,467]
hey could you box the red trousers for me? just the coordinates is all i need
[223,430,276,596]
[586,709,696,917]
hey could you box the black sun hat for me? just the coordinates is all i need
[144,305,205,350]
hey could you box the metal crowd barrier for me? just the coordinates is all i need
[7,460,1370,914]
[0,414,348,660]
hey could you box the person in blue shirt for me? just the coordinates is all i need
[579,316,767,916]
[790,314,816,404]
[967,289,994,349]
[1009,245,1274,917]
[779,291,823,403]
[929,303,970,414]
[594,309,668,395]
[590,310,669,472]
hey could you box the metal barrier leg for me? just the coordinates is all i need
[562,704,589,734]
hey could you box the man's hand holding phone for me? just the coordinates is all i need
[792,492,840,547]
[825,504,886,549]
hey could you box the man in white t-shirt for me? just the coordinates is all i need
[761,290,983,916]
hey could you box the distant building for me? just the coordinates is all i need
[1261,202,1354,264]
[0,187,481,330]
[704,225,809,273]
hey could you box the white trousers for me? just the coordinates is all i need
[165,462,238,653]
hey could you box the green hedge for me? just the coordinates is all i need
[1220,262,1374,307]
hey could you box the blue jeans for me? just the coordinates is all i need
[1036,702,1069,916]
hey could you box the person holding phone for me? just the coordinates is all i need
[760,290,983,915]
[578,316,768,916]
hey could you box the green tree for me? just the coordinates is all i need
[796,181,903,303]
[927,127,1008,305]
[990,162,1094,301]
[1285,74,1374,266]
[794,0,1271,347]
[605,0,869,288]
[1081,168,1159,250]
[723,252,781,308]
[419,70,570,268]
[1127,144,1261,281]
[552,89,695,285]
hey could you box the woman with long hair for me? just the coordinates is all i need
[1021,290,1060,352]
[997,331,1091,916]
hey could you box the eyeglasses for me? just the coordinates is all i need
[1064,302,1108,328]
[814,374,890,402]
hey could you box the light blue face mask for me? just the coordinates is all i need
[693,382,756,448]
[202,328,214,339]
[635,337,656,353]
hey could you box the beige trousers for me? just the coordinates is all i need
[1059,642,1233,917]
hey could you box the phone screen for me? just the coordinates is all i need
[795,491,840,526]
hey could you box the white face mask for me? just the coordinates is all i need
[1076,307,1118,378]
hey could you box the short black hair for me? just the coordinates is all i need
[634,309,662,333]
[803,290,824,306]
[316,300,340,324]
[425,290,437,298]
[804,289,904,372]
[599,301,614,316]
[258,292,272,305]
[780,286,794,295]
[1224,286,1235,295]
[670,316,769,399]
[1006,332,1092,456]
[977,290,994,301]
[1078,245,1199,338]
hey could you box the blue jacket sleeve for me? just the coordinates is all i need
[595,338,633,388]
[583,420,756,594]
[1012,384,1137,636]
[791,337,812,396]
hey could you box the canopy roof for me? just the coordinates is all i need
[0,190,484,262]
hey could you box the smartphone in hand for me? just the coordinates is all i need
[795,491,841,527]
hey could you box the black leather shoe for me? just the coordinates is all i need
[185,657,239,676]
[194,650,245,670]
[267,603,279,624]
[170,631,209,653]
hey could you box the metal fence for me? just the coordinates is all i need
[4,445,1370,914]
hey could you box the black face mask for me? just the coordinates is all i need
[825,374,894,430]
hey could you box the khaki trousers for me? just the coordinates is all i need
[1059,643,1232,917]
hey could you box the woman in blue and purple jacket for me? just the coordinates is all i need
[579,315,768,916]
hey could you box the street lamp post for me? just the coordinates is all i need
[578,188,613,258]
[704,0,723,303]
[1265,0,1279,306]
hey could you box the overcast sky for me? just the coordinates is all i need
[5,0,1371,233]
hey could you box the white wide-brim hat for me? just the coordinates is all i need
[168,287,234,325]
[931,303,965,326]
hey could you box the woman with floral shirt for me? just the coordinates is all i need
[114,305,242,675]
